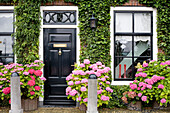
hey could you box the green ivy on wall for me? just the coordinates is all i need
[138,0,170,60]
[0,0,169,64]
[64,0,128,66]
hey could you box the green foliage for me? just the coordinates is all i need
[66,59,112,107]
[130,60,170,106]
[64,0,128,66]
[138,0,170,60]
[106,85,129,108]
[0,0,12,3]
[0,60,46,103]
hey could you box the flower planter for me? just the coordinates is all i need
[21,98,38,111]
[128,101,142,111]
[153,101,170,110]
[79,103,87,111]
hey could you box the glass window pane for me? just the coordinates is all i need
[0,13,13,32]
[0,36,13,55]
[115,36,132,56]
[134,36,151,57]
[116,13,132,32]
[115,58,133,79]
[134,13,151,33]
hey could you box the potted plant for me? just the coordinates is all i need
[121,91,142,110]
[66,59,113,110]
[129,60,170,109]
[0,60,46,111]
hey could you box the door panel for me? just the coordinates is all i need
[44,28,76,105]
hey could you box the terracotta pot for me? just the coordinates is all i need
[21,98,38,111]
[128,101,142,111]
[79,103,87,111]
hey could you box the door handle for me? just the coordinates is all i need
[58,49,62,55]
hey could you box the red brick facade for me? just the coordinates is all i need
[123,0,144,6]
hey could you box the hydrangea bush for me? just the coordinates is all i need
[0,60,46,103]
[128,60,170,106]
[66,59,113,107]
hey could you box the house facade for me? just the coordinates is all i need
[0,0,169,106]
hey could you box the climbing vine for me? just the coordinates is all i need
[138,0,170,60]
[0,0,169,64]
[64,0,128,66]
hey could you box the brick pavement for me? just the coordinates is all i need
[0,107,170,113]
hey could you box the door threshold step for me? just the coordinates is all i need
[49,95,68,98]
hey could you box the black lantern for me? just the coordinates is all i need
[90,14,97,30]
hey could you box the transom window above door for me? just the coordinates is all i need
[113,11,153,81]
[43,10,76,25]
[0,10,14,64]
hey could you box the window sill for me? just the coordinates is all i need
[111,81,133,85]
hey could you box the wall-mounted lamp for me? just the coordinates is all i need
[90,14,97,30]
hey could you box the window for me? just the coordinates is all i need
[110,7,157,84]
[0,10,14,64]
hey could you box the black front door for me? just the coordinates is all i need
[44,28,76,105]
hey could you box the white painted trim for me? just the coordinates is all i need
[0,6,16,62]
[39,6,79,101]
[0,6,14,10]
[110,7,157,85]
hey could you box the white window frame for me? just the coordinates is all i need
[110,7,157,85]
[0,6,15,63]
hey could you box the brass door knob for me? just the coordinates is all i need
[58,49,62,55]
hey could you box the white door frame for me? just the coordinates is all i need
[39,6,80,102]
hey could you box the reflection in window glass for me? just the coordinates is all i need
[115,36,132,56]
[0,13,13,32]
[115,58,133,79]
[134,36,151,57]
[116,13,132,32]
[0,36,13,55]
[134,13,151,33]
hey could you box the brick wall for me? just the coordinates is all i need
[44,0,74,6]
[123,0,145,6]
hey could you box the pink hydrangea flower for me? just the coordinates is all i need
[20,82,23,85]
[66,75,73,81]
[160,98,166,103]
[101,77,106,81]
[101,95,109,101]
[0,63,3,65]
[2,87,10,95]
[79,63,85,68]
[96,61,102,66]
[137,68,143,72]
[141,96,147,101]
[165,61,170,65]
[106,87,113,93]
[23,71,29,75]
[160,62,166,66]
[138,93,142,97]
[84,59,90,64]
[97,89,103,94]
[143,63,148,67]
[92,66,98,71]
[30,76,35,80]
[83,98,88,102]
[141,87,145,91]
[28,69,35,74]
[137,87,140,90]
[106,81,110,84]
[95,72,101,77]
[130,84,137,90]
[75,81,81,85]
[27,80,35,86]
[133,80,138,83]
[40,77,46,81]
[69,89,78,96]
[158,84,164,89]
[66,87,72,92]
[68,81,74,85]
[4,71,8,74]
[147,85,152,89]
[97,69,104,74]
[80,87,87,92]
[81,79,88,83]
[30,91,35,95]
[34,86,41,91]
[78,97,81,101]
[34,70,42,76]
